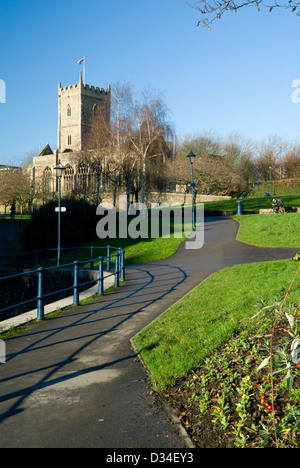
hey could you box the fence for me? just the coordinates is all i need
[0,245,120,271]
[0,247,125,322]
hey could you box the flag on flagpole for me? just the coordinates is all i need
[77,57,86,84]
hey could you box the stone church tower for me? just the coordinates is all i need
[57,71,111,152]
[31,73,111,196]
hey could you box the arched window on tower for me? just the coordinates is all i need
[67,104,71,116]
[92,104,100,117]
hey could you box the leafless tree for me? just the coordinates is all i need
[0,169,32,215]
[185,0,300,29]
[255,135,289,181]
[171,131,256,197]
[127,87,175,205]
[284,145,300,178]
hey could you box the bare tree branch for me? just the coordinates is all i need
[185,0,300,28]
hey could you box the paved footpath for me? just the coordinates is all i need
[0,217,297,448]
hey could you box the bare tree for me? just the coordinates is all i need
[0,169,32,215]
[255,135,289,181]
[128,87,174,206]
[0,170,16,213]
[284,145,300,178]
[186,0,300,29]
[77,110,112,204]
[171,132,256,196]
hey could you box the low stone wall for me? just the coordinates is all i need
[259,208,300,214]
[147,192,232,206]
[259,209,274,214]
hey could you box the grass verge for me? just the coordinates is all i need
[234,213,300,248]
[134,257,300,447]
[134,258,300,391]
[204,194,300,212]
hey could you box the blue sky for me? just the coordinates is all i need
[0,0,299,165]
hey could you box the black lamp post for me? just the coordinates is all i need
[30,184,34,215]
[54,160,65,266]
[187,150,196,229]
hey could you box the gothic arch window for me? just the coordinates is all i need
[42,167,52,193]
[64,165,74,192]
[67,104,71,117]
[92,104,100,117]
[76,163,88,193]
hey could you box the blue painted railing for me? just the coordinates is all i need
[0,247,125,322]
[0,245,121,271]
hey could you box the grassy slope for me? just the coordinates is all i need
[134,201,300,389]
[135,259,300,390]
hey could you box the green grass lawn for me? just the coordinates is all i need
[204,194,300,212]
[234,213,300,248]
[134,258,300,390]
[62,206,195,266]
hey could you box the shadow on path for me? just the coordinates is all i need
[0,216,298,447]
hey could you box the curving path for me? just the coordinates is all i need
[0,217,297,448]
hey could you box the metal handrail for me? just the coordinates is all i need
[0,245,123,271]
[0,248,125,322]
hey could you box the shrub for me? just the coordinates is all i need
[20,198,97,251]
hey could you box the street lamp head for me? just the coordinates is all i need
[187,150,196,164]
[54,160,65,178]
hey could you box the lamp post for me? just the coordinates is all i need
[30,184,34,215]
[187,150,196,229]
[54,160,65,266]
[269,166,272,197]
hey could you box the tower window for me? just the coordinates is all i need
[93,104,100,117]
[68,135,72,145]
[67,105,71,116]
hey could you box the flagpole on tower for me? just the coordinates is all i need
[83,57,85,85]
[77,57,85,85]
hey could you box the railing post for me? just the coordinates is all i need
[37,266,45,320]
[119,247,125,281]
[90,246,94,270]
[73,260,80,306]
[98,256,104,295]
[107,245,110,271]
[114,253,119,287]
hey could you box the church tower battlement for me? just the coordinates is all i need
[57,71,111,152]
